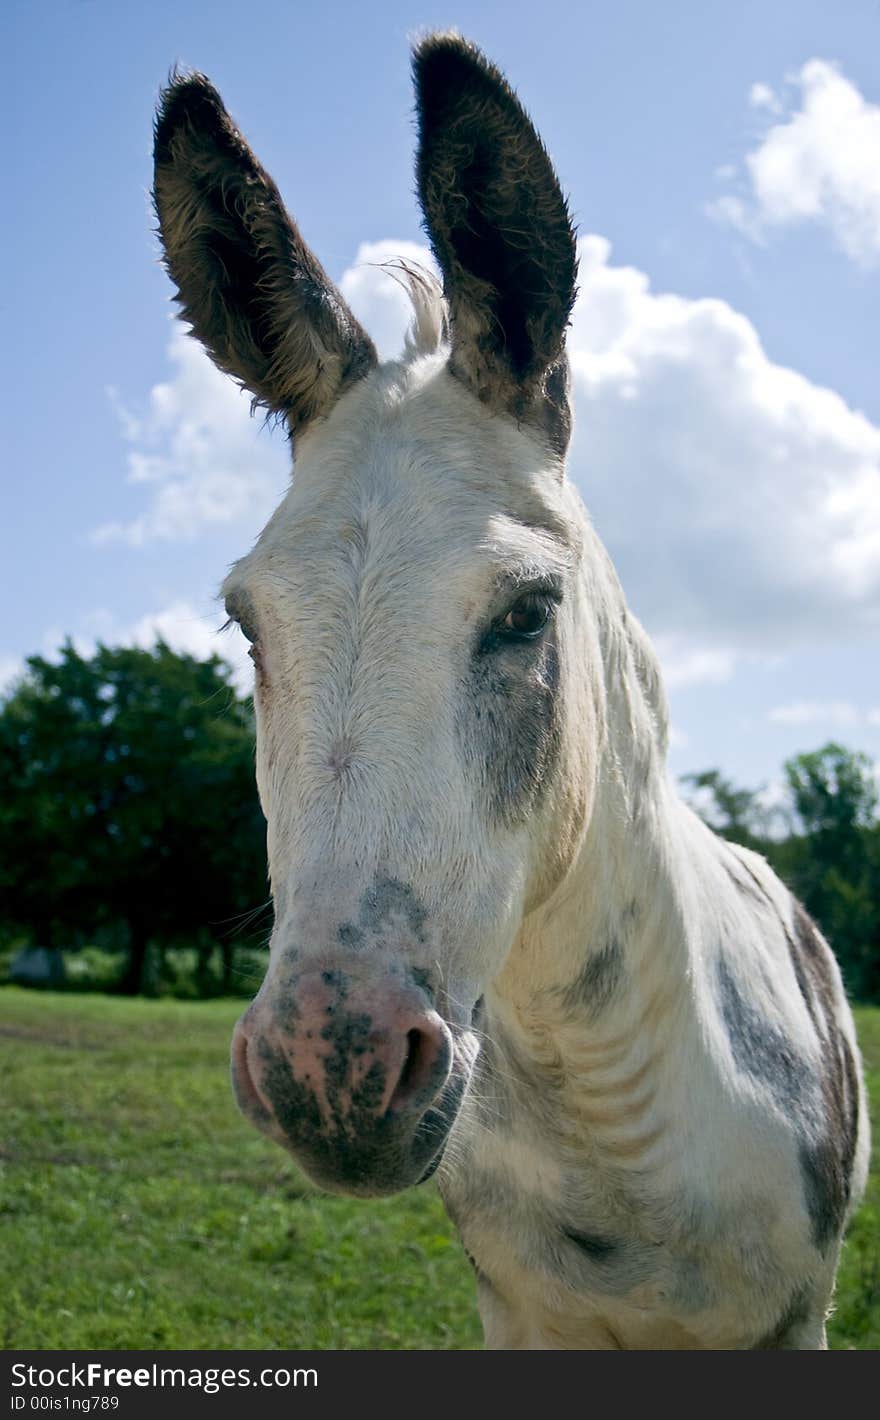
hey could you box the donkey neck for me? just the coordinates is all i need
[486,588,703,1097]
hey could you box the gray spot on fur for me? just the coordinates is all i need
[411,966,434,1001]
[269,964,303,1028]
[752,1284,813,1349]
[462,620,561,826]
[336,874,429,950]
[363,875,428,941]
[786,906,859,1250]
[443,1159,660,1300]
[717,934,859,1254]
[716,956,810,1115]
[562,938,624,1019]
[563,1228,618,1260]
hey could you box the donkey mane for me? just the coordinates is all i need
[380,259,450,359]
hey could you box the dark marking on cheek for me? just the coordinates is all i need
[462,622,562,825]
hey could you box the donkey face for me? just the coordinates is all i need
[154,35,590,1195]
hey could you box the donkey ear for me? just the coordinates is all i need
[153,73,377,434]
[413,35,577,452]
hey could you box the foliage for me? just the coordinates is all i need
[683,743,880,1002]
[0,642,267,994]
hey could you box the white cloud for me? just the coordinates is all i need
[768,700,859,727]
[748,82,781,114]
[652,637,737,689]
[0,655,23,696]
[566,235,880,662]
[113,601,253,695]
[34,601,254,698]
[94,323,290,545]
[710,60,880,266]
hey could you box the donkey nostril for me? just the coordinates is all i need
[388,1020,449,1114]
[397,1030,422,1097]
[231,1023,272,1123]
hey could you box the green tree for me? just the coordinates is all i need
[680,768,771,850]
[681,744,879,1002]
[0,641,267,993]
[781,743,879,1002]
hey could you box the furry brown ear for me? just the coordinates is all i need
[413,35,577,453]
[153,72,377,434]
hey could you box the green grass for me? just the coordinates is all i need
[0,988,877,1350]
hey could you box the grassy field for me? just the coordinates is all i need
[1,988,877,1350]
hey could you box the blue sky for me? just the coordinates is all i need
[4,0,879,798]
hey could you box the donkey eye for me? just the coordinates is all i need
[223,597,259,647]
[226,615,258,646]
[500,592,556,640]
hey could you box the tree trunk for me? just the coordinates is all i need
[120,921,148,995]
[221,940,235,995]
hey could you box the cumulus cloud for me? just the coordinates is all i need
[769,701,880,730]
[709,60,880,266]
[94,324,290,545]
[112,601,253,695]
[768,700,860,727]
[0,655,23,696]
[650,637,737,690]
[568,235,880,664]
[748,82,781,114]
[34,602,254,698]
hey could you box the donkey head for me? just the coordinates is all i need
[154,35,597,1195]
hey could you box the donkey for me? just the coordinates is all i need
[153,34,868,1349]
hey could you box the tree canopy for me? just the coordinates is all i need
[0,641,267,993]
[684,744,880,1002]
